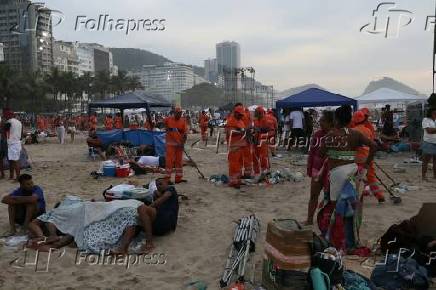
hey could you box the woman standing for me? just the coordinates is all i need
[422,107,436,181]
[319,105,377,251]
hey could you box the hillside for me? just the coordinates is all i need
[181,83,225,108]
[278,83,326,99]
[362,77,422,96]
[110,47,205,76]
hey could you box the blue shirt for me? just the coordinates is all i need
[11,186,46,213]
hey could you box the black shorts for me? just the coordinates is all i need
[152,212,176,236]
[14,205,43,225]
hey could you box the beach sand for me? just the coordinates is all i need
[0,132,434,290]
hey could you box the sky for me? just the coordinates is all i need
[43,0,436,97]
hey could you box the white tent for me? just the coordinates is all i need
[355,88,427,108]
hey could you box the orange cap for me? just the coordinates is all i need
[234,106,244,114]
[360,108,370,116]
[353,111,365,124]
[255,106,265,113]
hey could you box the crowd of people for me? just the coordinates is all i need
[0,101,435,269]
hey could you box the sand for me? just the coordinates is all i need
[0,132,434,290]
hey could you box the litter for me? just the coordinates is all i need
[1,235,28,248]
[209,175,229,185]
[392,163,406,173]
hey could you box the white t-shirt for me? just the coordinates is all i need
[422,117,436,144]
[284,114,291,131]
[137,156,160,167]
[6,118,22,145]
[290,111,305,129]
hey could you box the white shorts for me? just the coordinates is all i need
[8,142,22,161]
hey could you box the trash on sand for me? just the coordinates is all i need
[393,164,406,173]
[209,175,229,185]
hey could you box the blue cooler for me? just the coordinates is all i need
[103,163,116,177]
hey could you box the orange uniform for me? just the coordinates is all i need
[199,113,209,142]
[90,115,97,130]
[352,111,384,201]
[253,114,272,175]
[242,109,253,177]
[114,116,123,129]
[104,116,113,130]
[165,115,187,183]
[37,116,44,131]
[226,111,247,187]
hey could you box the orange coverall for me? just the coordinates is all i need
[226,115,247,187]
[104,117,113,130]
[90,115,97,131]
[242,110,253,176]
[165,116,187,183]
[114,116,123,129]
[354,124,384,200]
[199,114,209,141]
[253,116,272,175]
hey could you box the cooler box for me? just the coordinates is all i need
[102,161,116,177]
[264,219,313,270]
[116,165,130,177]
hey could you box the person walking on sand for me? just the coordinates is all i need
[3,109,22,181]
[164,107,187,184]
[422,107,436,181]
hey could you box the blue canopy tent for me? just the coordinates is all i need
[88,91,172,156]
[276,88,358,111]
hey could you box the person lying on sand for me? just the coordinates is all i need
[1,174,46,236]
[129,155,166,175]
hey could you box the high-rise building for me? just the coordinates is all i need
[204,58,218,83]
[77,43,117,77]
[0,42,4,62]
[133,62,195,102]
[216,41,241,74]
[216,41,241,99]
[0,0,54,73]
[53,40,79,74]
[75,42,94,76]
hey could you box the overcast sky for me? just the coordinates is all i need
[44,0,436,96]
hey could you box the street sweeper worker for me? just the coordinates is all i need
[199,111,209,144]
[352,111,385,203]
[226,105,247,189]
[253,106,272,176]
[164,107,187,184]
[114,113,123,129]
[242,107,253,178]
[104,115,113,131]
[89,112,97,131]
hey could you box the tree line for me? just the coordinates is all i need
[0,64,143,113]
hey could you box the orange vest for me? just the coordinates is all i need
[226,115,247,147]
[165,117,187,146]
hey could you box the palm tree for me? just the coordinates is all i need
[0,64,20,108]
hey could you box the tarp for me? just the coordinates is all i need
[355,88,427,105]
[89,90,171,110]
[96,129,166,156]
[276,88,357,110]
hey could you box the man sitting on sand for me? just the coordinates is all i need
[129,178,179,252]
[2,174,46,236]
[87,129,106,160]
